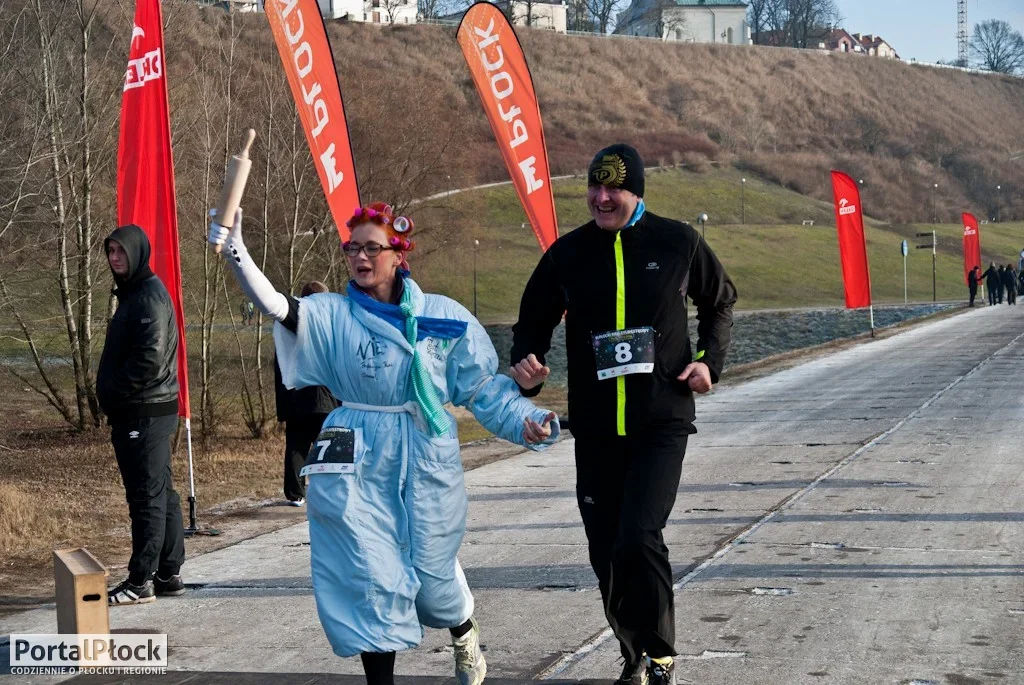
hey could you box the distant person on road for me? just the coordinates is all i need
[510,144,737,685]
[1003,264,1017,305]
[982,263,999,306]
[968,266,981,307]
[98,225,186,606]
[274,280,339,506]
[210,202,559,685]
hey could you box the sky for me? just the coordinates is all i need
[834,0,1024,63]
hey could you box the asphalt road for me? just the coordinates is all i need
[2,305,1022,685]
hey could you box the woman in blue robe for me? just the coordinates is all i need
[209,202,558,685]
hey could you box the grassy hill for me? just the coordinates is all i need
[409,166,1022,317]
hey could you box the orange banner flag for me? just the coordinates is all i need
[457,2,558,251]
[265,0,360,240]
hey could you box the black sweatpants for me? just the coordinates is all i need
[574,427,689,663]
[284,414,328,501]
[989,286,997,306]
[969,285,977,306]
[111,414,185,584]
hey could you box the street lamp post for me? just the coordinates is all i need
[741,178,746,225]
[473,239,479,317]
[698,213,708,238]
[997,185,1002,223]
[446,175,452,226]
[932,183,938,223]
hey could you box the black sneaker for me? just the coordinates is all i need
[108,578,155,605]
[648,657,675,685]
[154,574,186,597]
[617,658,648,685]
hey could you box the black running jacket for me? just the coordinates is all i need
[511,210,737,438]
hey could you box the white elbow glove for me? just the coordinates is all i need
[209,208,289,321]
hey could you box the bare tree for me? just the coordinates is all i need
[970,20,1024,75]
[379,0,412,25]
[785,0,839,49]
[747,0,773,44]
[585,0,619,34]
[647,0,686,41]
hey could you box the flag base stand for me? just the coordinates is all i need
[183,495,221,538]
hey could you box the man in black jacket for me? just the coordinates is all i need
[982,263,999,306]
[968,266,981,307]
[509,144,736,685]
[274,281,339,506]
[98,225,185,605]
[1003,264,1018,305]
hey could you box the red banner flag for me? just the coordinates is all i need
[962,212,981,285]
[830,171,872,309]
[458,2,558,251]
[265,0,360,241]
[117,0,190,418]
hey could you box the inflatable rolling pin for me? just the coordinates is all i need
[213,128,256,254]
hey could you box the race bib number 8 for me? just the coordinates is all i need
[592,327,656,380]
[301,427,356,477]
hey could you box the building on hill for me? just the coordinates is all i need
[613,0,750,44]
[816,28,863,54]
[852,33,899,59]
[199,0,419,24]
[440,1,568,33]
[319,0,418,24]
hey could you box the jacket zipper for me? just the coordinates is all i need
[614,231,626,436]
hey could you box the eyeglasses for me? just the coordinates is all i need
[343,242,397,258]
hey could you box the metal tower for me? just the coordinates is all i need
[958,0,968,66]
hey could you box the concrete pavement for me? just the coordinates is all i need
[3,304,1023,684]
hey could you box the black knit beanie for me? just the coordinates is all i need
[587,144,645,198]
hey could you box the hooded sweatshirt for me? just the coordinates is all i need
[97,225,179,421]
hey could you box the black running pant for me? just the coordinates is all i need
[284,414,328,501]
[988,286,997,305]
[574,427,688,663]
[111,414,185,584]
[969,285,977,306]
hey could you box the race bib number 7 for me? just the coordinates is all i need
[592,327,656,380]
[301,427,356,477]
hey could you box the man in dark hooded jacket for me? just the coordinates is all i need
[982,263,1000,306]
[1002,264,1018,305]
[968,266,981,307]
[98,225,185,605]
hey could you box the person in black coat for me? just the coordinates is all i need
[968,266,981,307]
[981,263,1000,305]
[1003,264,1018,305]
[274,281,340,505]
[98,225,185,605]
[510,144,736,685]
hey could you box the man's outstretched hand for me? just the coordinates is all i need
[510,353,550,391]
[678,361,713,394]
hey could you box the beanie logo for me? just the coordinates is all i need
[591,154,628,188]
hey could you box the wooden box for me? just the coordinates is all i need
[53,548,109,635]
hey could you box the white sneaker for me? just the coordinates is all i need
[287,498,305,507]
[453,617,487,685]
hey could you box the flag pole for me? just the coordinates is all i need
[182,416,219,537]
[184,418,197,534]
[869,305,875,338]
